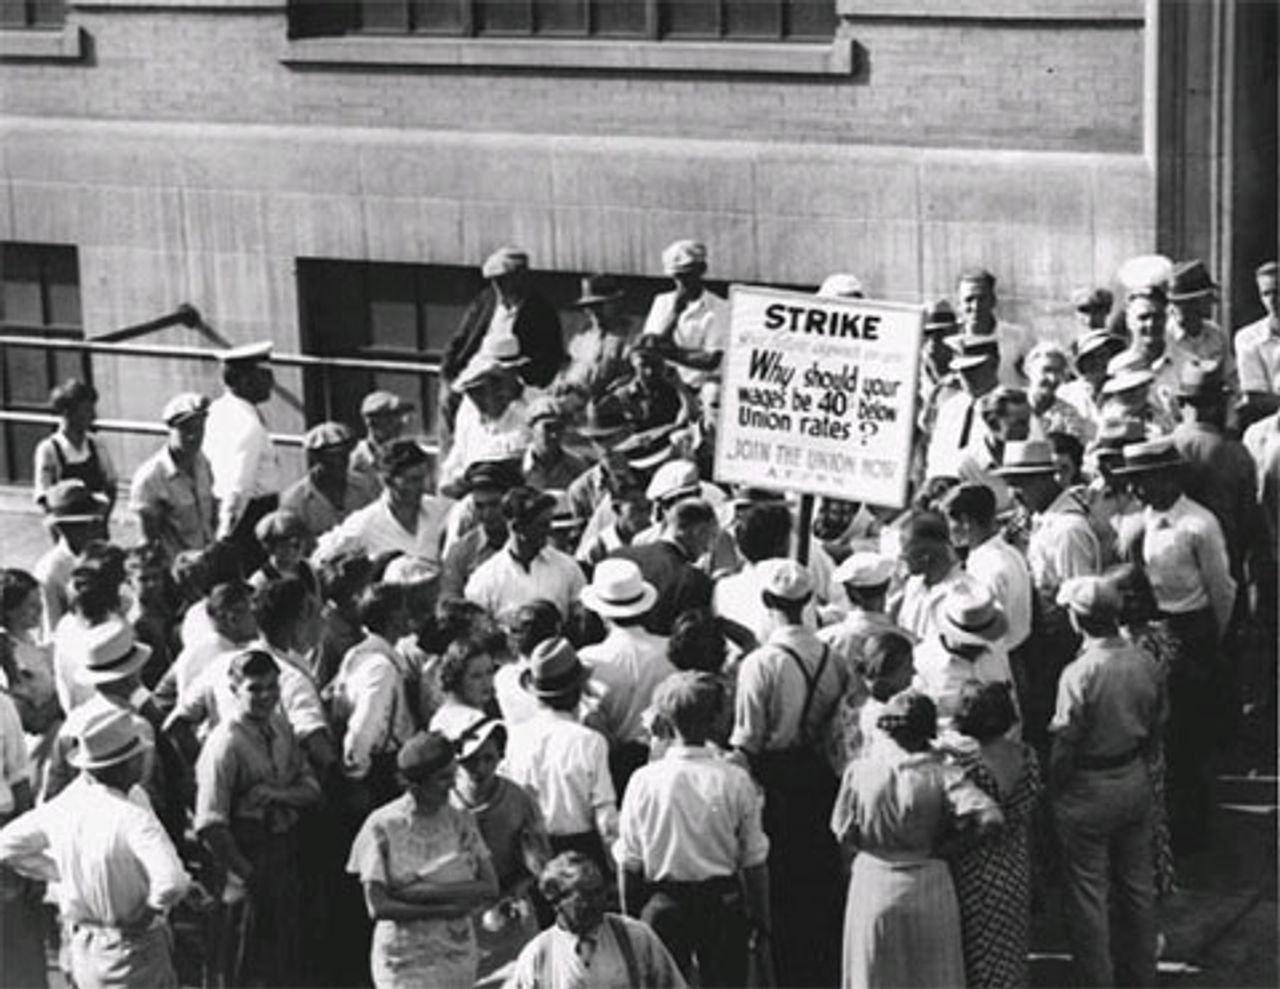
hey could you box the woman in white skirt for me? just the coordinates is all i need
[830,691,1003,988]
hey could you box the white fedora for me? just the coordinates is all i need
[580,559,658,619]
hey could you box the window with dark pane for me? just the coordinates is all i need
[785,0,835,39]
[412,0,466,34]
[0,243,85,483]
[663,0,720,38]
[476,0,533,35]
[534,0,587,34]
[592,0,647,36]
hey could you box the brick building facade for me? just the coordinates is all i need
[0,0,1275,481]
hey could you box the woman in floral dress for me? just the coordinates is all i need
[348,732,499,988]
[945,681,1043,988]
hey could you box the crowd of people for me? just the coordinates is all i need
[0,240,1277,989]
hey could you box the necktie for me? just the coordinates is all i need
[261,721,277,771]
[958,397,976,449]
[574,935,597,966]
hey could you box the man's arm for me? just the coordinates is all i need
[342,659,397,780]
[1193,517,1237,639]
[127,805,191,913]
[0,804,58,883]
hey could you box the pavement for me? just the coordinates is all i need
[2,490,1275,988]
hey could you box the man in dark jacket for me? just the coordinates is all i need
[441,246,565,432]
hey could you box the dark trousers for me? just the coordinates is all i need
[641,876,748,988]
[227,494,279,575]
[755,751,843,988]
[1159,608,1220,854]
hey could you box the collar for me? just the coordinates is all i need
[1144,494,1189,528]
[505,543,547,571]
[665,743,713,761]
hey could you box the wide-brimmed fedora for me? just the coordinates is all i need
[1166,259,1217,302]
[69,707,151,770]
[81,616,153,685]
[992,439,1057,477]
[520,637,591,699]
[939,585,1009,646]
[1113,437,1182,476]
[580,559,658,619]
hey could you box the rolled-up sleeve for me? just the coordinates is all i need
[193,733,236,833]
[342,658,396,780]
[126,806,191,911]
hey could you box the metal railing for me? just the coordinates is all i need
[0,304,443,451]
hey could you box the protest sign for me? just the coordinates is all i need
[713,285,923,508]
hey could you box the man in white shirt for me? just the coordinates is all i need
[955,267,1032,386]
[911,584,1017,732]
[130,392,216,559]
[578,560,673,793]
[203,342,280,569]
[0,707,191,989]
[893,511,975,642]
[502,639,619,874]
[315,439,453,573]
[466,487,586,626]
[819,552,902,674]
[641,239,729,387]
[925,334,1002,479]
[943,483,1033,704]
[1234,259,1280,421]
[1115,438,1235,852]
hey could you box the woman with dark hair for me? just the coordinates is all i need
[34,379,116,512]
[831,691,1003,988]
[429,635,502,736]
[347,731,498,988]
[946,681,1042,988]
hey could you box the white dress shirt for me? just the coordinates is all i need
[511,914,687,989]
[203,391,279,537]
[330,634,417,780]
[314,492,453,572]
[578,626,674,746]
[712,560,819,645]
[502,709,618,841]
[1027,490,1102,596]
[33,539,77,642]
[0,774,190,927]
[895,565,975,644]
[1129,495,1236,633]
[465,544,586,624]
[614,744,769,882]
[925,389,992,480]
[1234,315,1280,395]
[964,533,1033,649]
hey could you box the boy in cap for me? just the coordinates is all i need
[641,239,729,387]
[819,551,901,670]
[203,342,280,569]
[439,458,521,600]
[350,390,412,492]
[616,672,771,987]
[250,509,318,595]
[281,421,377,541]
[0,707,191,989]
[1233,259,1280,419]
[523,396,589,491]
[442,246,565,430]
[129,392,215,559]
[502,638,619,874]
[33,480,109,637]
[731,559,845,988]
[1049,576,1160,988]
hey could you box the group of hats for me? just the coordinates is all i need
[995,435,1181,477]
[60,618,155,770]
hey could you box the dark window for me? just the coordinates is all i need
[0,0,66,27]
[289,0,833,40]
[0,243,86,483]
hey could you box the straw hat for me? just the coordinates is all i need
[580,559,657,619]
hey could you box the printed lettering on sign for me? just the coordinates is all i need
[714,286,924,507]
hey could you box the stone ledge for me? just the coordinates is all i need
[837,0,1143,21]
[282,34,857,76]
[0,24,85,61]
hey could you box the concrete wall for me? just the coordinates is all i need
[0,2,1156,476]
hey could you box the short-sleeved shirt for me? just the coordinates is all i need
[641,289,729,387]
[896,565,975,644]
[731,626,847,754]
[1027,490,1101,597]
[1050,637,1160,761]
[315,492,453,571]
[465,545,585,624]
[614,744,768,882]
[194,709,318,838]
[279,472,378,541]
[347,793,490,890]
[502,710,618,840]
[129,446,216,557]
[578,626,674,746]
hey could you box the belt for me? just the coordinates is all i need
[651,875,738,896]
[1077,747,1141,771]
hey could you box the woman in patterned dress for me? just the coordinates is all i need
[945,681,1043,988]
[347,732,500,988]
[831,691,1004,988]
